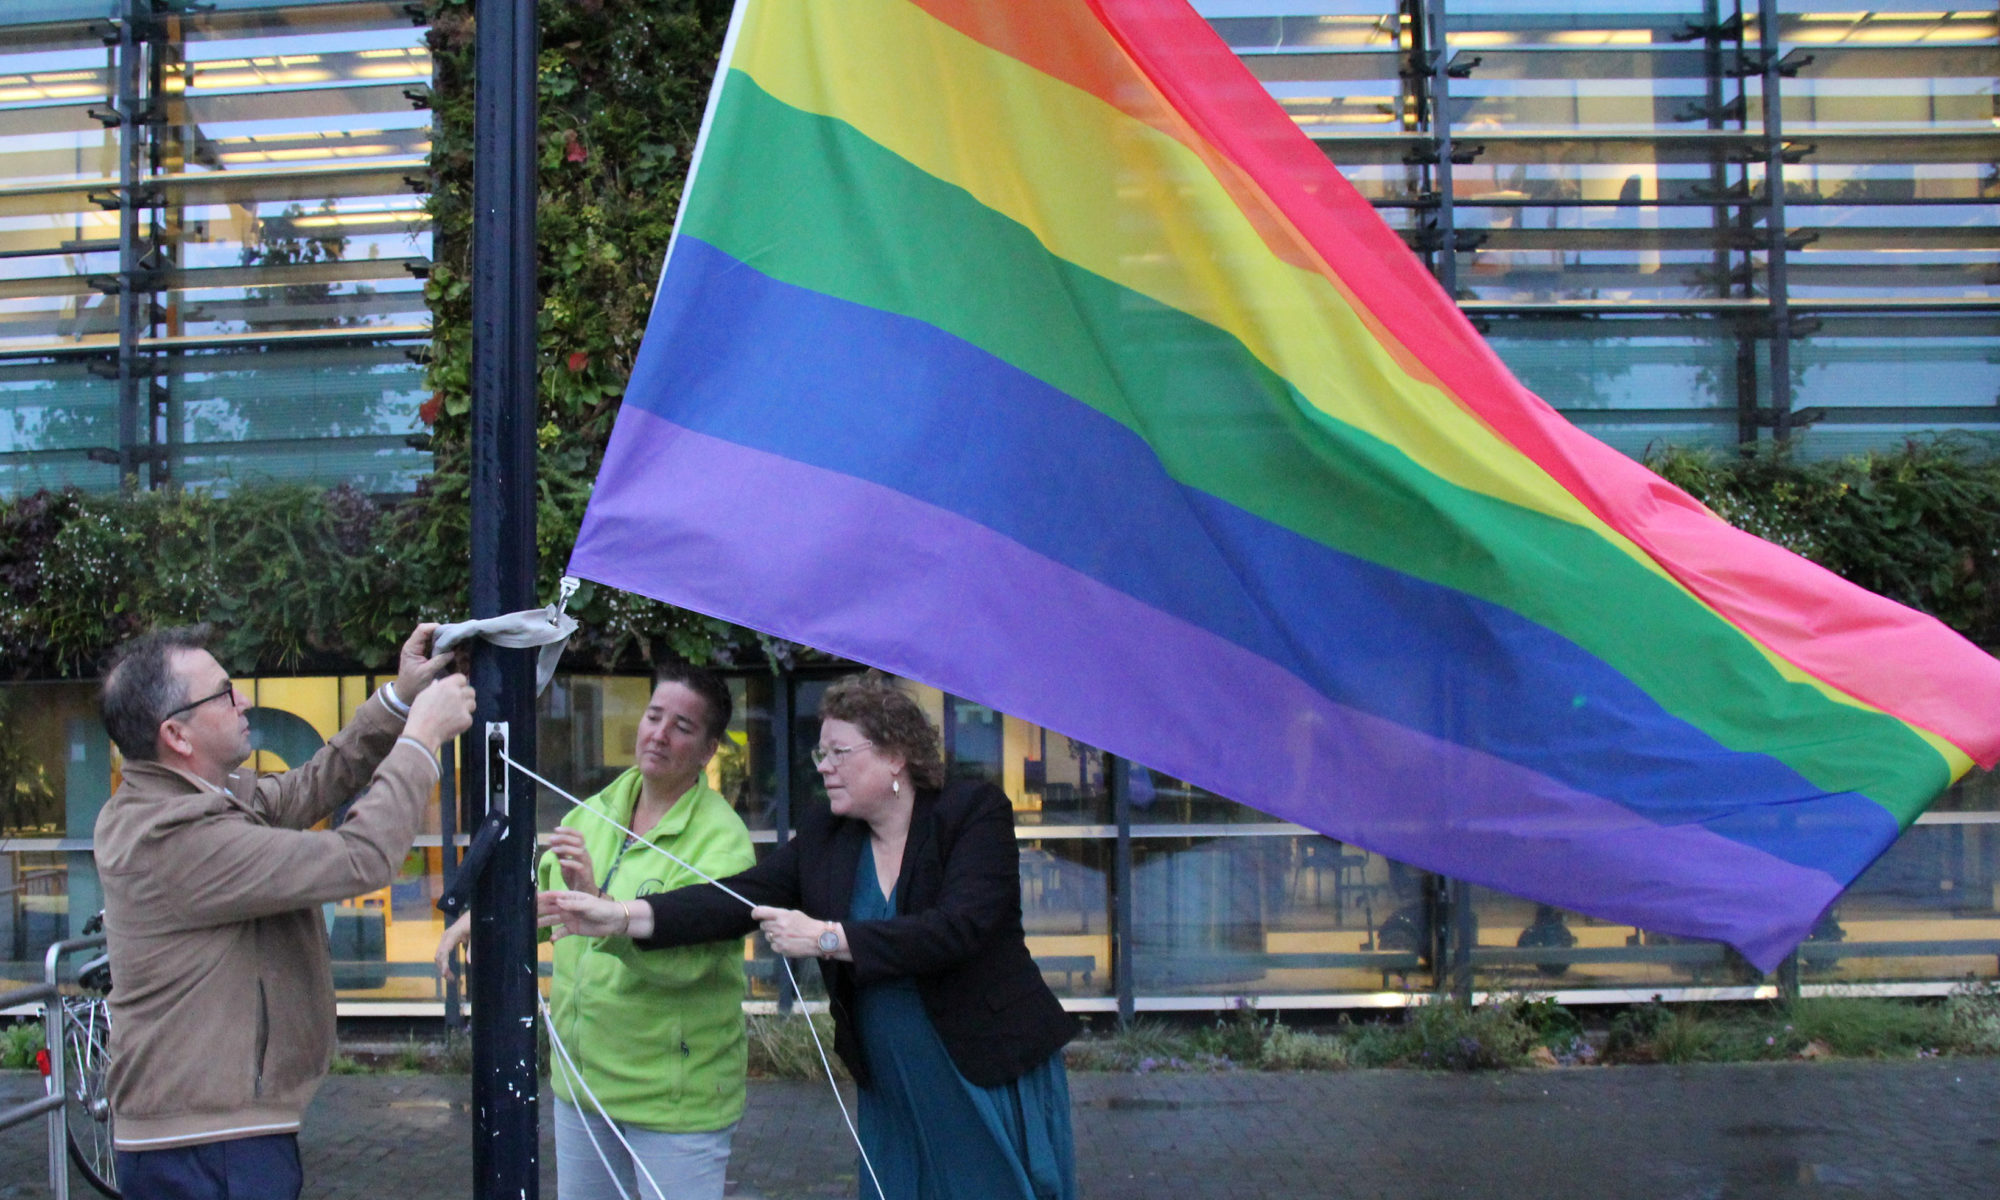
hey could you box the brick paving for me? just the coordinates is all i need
[5,1059,1999,1199]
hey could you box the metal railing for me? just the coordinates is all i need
[0,933,108,1200]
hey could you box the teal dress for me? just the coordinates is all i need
[850,851,1076,1200]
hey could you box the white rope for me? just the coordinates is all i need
[499,751,757,907]
[774,955,881,1200]
[498,750,887,1200]
[538,989,658,1200]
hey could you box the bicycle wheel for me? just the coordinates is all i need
[61,994,119,1198]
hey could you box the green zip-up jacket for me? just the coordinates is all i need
[540,770,755,1132]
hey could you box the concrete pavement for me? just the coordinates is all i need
[5,1059,1998,1199]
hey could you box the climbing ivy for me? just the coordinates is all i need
[418,0,760,668]
[421,0,728,468]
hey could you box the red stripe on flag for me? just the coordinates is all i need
[1088,0,2000,763]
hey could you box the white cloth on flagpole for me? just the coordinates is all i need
[435,606,578,694]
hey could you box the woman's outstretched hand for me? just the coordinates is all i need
[434,911,471,978]
[752,905,845,959]
[545,828,599,894]
[536,889,653,941]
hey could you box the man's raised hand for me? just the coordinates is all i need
[393,622,458,706]
[405,673,476,752]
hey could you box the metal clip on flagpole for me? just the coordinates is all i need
[553,574,580,625]
[434,570,573,921]
[437,723,511,920]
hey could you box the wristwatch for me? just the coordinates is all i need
[816,922,840,957]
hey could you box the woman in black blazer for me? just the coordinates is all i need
[541,674,1079,1200]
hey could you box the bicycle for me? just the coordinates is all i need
[40,913,118,1198]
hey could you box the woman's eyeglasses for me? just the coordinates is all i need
[810,741,872,767]
[161,683,239,723]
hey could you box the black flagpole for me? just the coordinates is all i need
[467,1,540,1198]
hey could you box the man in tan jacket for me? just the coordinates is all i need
[94,622,476,1200]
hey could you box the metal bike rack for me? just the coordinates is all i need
[0,934,110,1200]
[0,977,63,1196]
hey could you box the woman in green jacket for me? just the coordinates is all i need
[437,661,754,1200]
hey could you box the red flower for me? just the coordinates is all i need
[564,130,587,164]
[418,392,442,425]
[567,351,589,373]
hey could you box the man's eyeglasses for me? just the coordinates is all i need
[161,683,239,724]
[810,741,872,768]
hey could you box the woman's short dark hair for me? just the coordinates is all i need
[651,659,732,742]
[819,673,945,790]
[100,624,213,761]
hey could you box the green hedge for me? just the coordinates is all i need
[8,439,1994,680]
[0,482,761,679]
[1649,438,2000,651]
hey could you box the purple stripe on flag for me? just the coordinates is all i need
[572,407,1844,970]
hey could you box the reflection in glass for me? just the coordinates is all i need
[1793,320,1999,410]
[536,674,777,833]
[1022,839,1111,998]
[1128,770,1286,826]
[1481,315,1738,411]
[1931,767,1999,814]
[1461,816,2000,992]
[1129,834,1428,997]
[1817,823,2000,985]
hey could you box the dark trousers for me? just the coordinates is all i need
[116,1132,303,1200]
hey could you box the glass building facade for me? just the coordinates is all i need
[2,0,1996,1014]
[1216,0,1999,460]
[0,0,432,496]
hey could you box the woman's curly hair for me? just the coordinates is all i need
[819,673,945,790]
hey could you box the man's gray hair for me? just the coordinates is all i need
[101,625,213,761]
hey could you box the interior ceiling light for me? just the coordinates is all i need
[0,84,102,100]
[190,70,335,89]
[290,211,428,228]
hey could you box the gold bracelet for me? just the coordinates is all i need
[616,901,632,937]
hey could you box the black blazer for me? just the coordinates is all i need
[635,778,1078,1089]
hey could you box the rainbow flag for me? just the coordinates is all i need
[570,0,2000,970]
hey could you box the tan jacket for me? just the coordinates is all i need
[94,689,437,1150]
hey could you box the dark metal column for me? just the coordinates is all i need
[1421,0,1461,302]
[1677,1,1763,448]
[1411,1,1476,1007]
[1774,944,1802,1000]
[466,2,540,1198]
[1108,755,1135,1028]
[147,12,178,491]
[1445,878,1474,1003]
[1755,0,1795,441]
[112,0,145,489]
[439,746,464,1030]
[773,669,795,1013]
[772,668,794,843]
